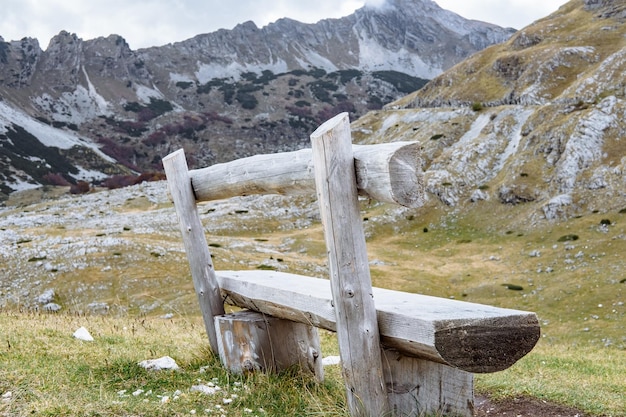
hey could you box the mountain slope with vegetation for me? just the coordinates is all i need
[0,0,514,199]
[353,0,626,226]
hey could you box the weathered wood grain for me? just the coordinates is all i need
[215,270,541,374]
[162,149,225,353]
[310,112,390,417]
[188,141,423,208]
[382,349,474,417]
[214,310,323,381]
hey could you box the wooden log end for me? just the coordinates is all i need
[435,314,540,373]
[388,142,424,208]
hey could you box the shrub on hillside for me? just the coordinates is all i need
[328,69,362,84]
[137,108,158,122]
[42,173,70,186]
[202,111,233,124]
[142,131,167,147]
[286,105,313,119]
[147,98,174,115]
[219,84,236,104]
[236,92,258,109]
[308,80,338,103]
[176,81,193,90]
[255,69,276,84]
[97,137,138,171]
[70,181,90,194]
[372,70,428,94]
[196,78,229,94]
[316,101,356,122]
[101,172,165,190]
[367,96,383,110]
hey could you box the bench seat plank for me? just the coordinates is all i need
[216,270,540,373]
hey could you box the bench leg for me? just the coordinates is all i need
[382,349,474,417]
[214,310,324,381]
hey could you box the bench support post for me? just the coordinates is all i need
[383,349,474,417]
[214,310,323,381]
[311,113,390,417]
[162,149,225,353]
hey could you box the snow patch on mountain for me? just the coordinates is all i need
[4,175,40,192]
[30,67,112,124]
[169,73,195,84]
[82,67,110,116]
[194,59,290,84]
[0,100,108,157]
[295,52,337,73]
[71,166,111,182]
[356,32,441,79]
[135,84,164,103]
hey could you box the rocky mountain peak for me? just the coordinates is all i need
[0,36,41,87]
[0,0,515,198]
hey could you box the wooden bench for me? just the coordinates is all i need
[163,113,540,417]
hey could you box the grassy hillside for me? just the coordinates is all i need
[396,0,626,107]
[1,184,625,415]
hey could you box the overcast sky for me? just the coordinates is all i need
[1,0,568,50]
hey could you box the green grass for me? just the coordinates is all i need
[361,201,626,415]
[2,310,623,416]
[2,189,625,416]
[475,343,626,415]
[0,312,349,417]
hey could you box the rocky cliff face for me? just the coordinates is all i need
[143,0,512,82]
[0,0,514,198]
[354,0,626,224]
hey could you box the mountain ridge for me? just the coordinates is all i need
[0,0,515,199]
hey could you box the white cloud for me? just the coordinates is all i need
[435,0,567,29]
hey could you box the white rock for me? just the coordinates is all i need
[35,289,55,304]
[138,356,179,371]
[322,355,341,366]
[43,303,62,312]
[191,384,220,395]
[73,326,94,341]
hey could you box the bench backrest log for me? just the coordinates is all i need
[162,112,540,417]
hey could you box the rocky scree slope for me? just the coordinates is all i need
[353,0,626,225]
[0,0,514,199]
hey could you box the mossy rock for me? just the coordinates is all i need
[557,234,579,242]
[502,283,524,291]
